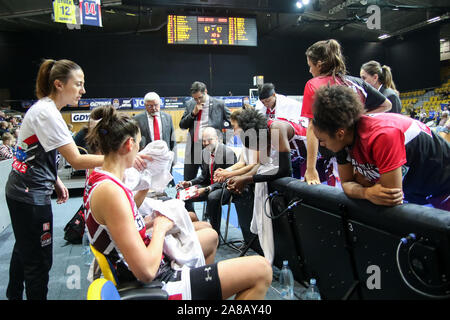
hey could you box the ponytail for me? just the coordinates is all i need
[361,60,398,95]
[306,39,347,78]
[36,59,56,99]
[86,105,140,155]
[35,58,81,99]
[381,65,399,95]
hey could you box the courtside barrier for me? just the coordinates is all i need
[268,177,450,300]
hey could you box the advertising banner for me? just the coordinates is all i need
[132,97,166,109]
[71,112,91,123]
[215,96,245,108]
[112,98,133,110]
[164,97,190,108]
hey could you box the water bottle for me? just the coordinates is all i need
[303,278,321,300]
[279,260,294,300]
[82,229,92,267]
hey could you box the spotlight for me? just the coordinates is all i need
[378,34,391,40]
[427,16,441,24]
[296,1,303,9]
[302,0,310,5]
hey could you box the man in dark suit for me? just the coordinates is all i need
[133,91,176,155]
[133,92,176,186]
[177,127,237,234]
[179,81,231,182]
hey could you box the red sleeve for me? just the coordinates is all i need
[370,128,406,174]
[301,80,315,119]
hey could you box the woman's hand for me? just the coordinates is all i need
[214,168,230,183]
[226,176,247,194]
[152,212,174,234]
[55,176,69,204]
[304,168,320,185]
[133,153,153,172]
[365,184,404,206]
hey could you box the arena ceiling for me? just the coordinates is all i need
[0,0,448,42]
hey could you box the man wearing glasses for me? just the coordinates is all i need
[179,81,231,182]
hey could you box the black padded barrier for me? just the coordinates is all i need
[268,177,450,300]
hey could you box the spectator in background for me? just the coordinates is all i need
[0,132,15,160]
[436,111,450,135]
[0,121,9,135]
[360,60,402,114]
[11,127,20,141]
[67,123,75,137]
[438,111,449,127]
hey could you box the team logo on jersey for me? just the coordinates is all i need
[12,135,39,174]
[43,222,50,231]
[352,159,380,181]
[41,232,52,247]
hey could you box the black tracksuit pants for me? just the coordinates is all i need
[6,196,53,300]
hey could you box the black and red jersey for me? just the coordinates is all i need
[336,113,450,201]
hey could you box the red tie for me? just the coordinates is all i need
[153,115,160,141]
[193,110,202,143]
[210,152,215,185]
[266,107,276,119]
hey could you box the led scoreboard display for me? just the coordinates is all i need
[167,15,257,46]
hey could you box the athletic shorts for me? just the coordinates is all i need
[163,263,222,300]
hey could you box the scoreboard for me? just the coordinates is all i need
[167,15,257,46]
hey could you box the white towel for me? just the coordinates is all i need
[250,161,279,265]
[124,140,174,192]
[139,197,205,270]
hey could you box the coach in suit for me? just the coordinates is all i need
[133,92,177,186]
[177,127,237,234]
[179,81,231,182]
[134,92,176,153]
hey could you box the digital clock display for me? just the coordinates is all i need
[167,15,257,46]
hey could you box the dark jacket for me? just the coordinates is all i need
[179,96,231,162]
[133,111,176,153]
[190,143,237,192]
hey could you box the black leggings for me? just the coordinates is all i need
[6,196,53,300]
